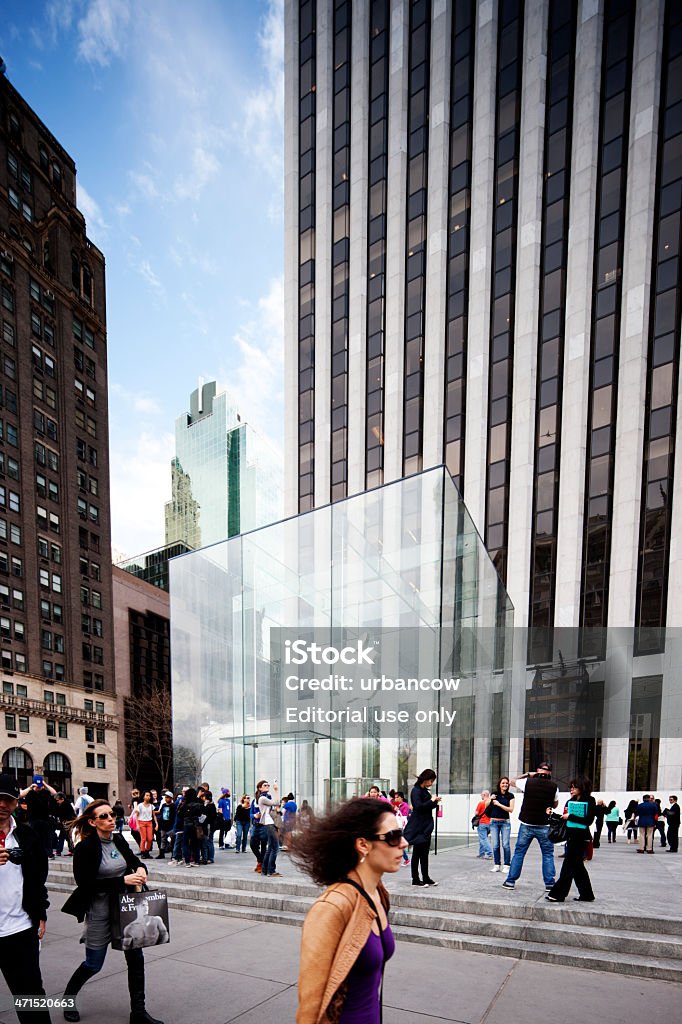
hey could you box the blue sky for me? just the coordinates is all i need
[0,0,285,557]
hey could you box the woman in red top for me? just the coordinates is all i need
[475,790,493,859]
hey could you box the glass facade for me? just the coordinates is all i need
[170,467,514,842]
[164,381,282,549]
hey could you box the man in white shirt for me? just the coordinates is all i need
[0,774,51,1022]
[73,787,93,816]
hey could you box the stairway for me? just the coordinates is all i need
[48,860,682,982]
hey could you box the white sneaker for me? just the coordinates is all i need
[502,865,510,874]
[490,865,500,872]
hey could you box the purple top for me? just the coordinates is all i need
[339,922,395,1023]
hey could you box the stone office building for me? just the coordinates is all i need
[282,0,682,793]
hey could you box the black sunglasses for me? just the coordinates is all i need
[370,828,403,848]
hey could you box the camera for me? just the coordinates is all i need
[7,848,23,865]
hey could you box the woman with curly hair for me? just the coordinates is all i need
[291,797,407,1023]
[60,798,163,1024]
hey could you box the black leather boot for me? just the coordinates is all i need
[126,952,164,1024]
[63,963,98,1022]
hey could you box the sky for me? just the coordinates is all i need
[0,0,285,559]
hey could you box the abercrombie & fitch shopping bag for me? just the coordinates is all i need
[111,888,170,950]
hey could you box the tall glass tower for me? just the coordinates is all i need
[165,381,282,549]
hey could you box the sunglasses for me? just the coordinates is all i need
[370,829,403,848]
[93,812,115,821]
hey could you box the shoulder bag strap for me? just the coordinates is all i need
[341,879,387,1023]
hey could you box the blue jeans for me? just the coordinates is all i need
[235,820,248,852]
[201,833,215,863]
[489,820,511,866]
[507,823,555,885]
[261,824,279,875]
[477,823,493,857]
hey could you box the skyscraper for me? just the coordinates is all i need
[0,70,119,797]
[165,380,282,549]
[284,1,681,788]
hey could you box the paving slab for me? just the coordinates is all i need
[0,896,678,1024]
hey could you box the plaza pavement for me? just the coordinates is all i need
[0,837,678,1024]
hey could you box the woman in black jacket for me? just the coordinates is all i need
[402,768,442,887]
[545,776,596,903]
[175,787,202,867]
[61,799,163,1024]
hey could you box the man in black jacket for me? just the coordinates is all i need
[502,761,558,892]
[664,796,680,853]
[0,774,52,1023]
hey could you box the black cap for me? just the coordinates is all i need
[0,774,20,799]
[537,761,552,772]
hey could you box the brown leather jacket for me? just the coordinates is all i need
[296,872,390,1024]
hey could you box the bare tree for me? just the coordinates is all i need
[124,686,173,791]
[172,744,201,788]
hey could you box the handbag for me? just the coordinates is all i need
[471,814,482,829]
[111,886,170,950]
[584,838,594,861]
[270,806,284,830]
[547,812,567,844]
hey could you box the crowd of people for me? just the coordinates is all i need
[0,764,678,1023]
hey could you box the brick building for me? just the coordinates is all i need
[0,69,119,799]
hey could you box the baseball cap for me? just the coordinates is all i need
[0,775,20,799]
[32,774,44,787]
[537,761,552,772]
[163,791,174,798]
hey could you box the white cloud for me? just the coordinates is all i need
[138,259,164,294]
[76,181,108,242]
[224,275,284,451]
[110,383,163,417]
[77,0,131,66]
[109,428,174,555]
[129,169,160,202]
[240,0,284,189]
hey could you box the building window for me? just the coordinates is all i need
[443,0,476,492]
[527,0,578,664]
[634,0,682,652]
[579,0,636,656]
[18,716,28,733]
[4,714,15,732]
[96,727,105,744]
[364,0,390,490]
[402,0,432,477]
[484,0,525,587]
[58,722,67,739]
[46,720,56,738]
[86,752,95,768]
[297,0,317,513]
[97,754,106,770]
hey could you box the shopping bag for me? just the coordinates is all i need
[111,888,170,950]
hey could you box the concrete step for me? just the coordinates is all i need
[48,867,682,958]
[47,878,682,983]
[49,860,682,938]
[391,925,682,984]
